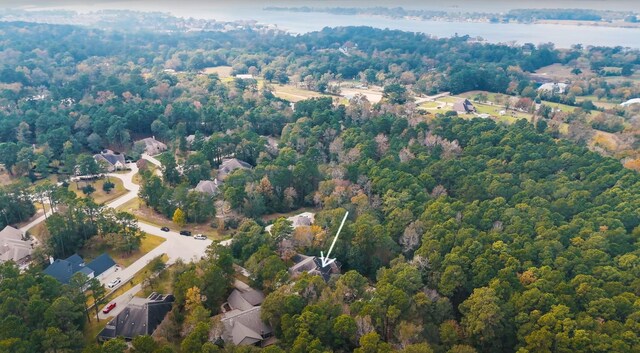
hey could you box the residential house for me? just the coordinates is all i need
[94,150,126,172]
[0,226,34,266]
[453,99,476,114]
[219,285,273,347]
[136,137,167,156]
[288,254,340,282]
[194,180,219,195]
[265,212,314,234]
[99,293,174,341]
[217,158,252,181]
[43,253,116,284]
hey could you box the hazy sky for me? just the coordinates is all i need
[6,0,640,15]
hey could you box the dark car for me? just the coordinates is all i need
[102,302,116,314]
[180,230,192,236]
[160,227,170,232]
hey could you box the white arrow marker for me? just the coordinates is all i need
[320,211,349,268]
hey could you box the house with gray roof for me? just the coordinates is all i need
[221,307,273,347]
[194,180,219,195]
[136,137,167,156]
[219,284,272,347]
[289,254,340,282]
[217,158,252,181]
[94,150,126,172]
[43,253,116,284]
[99,293,174,341]
[453,99,476,114]
[0,226,34,265]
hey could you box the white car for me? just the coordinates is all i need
[107,277,122,288]
[194,234,207,240]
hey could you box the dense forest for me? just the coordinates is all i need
[0,16,638,353]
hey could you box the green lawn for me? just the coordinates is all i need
[69,177,127,205]
[116,198,221,238]
[79,233,166,268]
[83,318,109,345]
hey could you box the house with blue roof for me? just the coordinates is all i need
[44,253,117,284]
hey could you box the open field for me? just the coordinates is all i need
[532,63,594,81]
[340,87,383,103]
[116,197,221,239]
[201,65,232,78]
[69,177,127,205]
[271,84,330,102]
[79,233,166,268]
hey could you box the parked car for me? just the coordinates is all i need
[194,234,206,240]
[102,302,116,314]
[160,227,170,232]
[180,230,192,236]
[107,277,122,288]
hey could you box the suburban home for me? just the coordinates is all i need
[136,136,167,156]
[94,150,126,172]
[194,180,219,195]
[217,158,252,181]
[265,212,314,234]
[219,284,273,347]
[288,254,340,282]
[0,226,34,266]
[99,293,174,341]
[43,253,116,284]
[453,99,476,114]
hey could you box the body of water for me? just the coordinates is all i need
[22,1,640,48]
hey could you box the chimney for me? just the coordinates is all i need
[49,256,54,264]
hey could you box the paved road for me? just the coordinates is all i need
[24,156,220,317]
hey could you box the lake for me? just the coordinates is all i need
[27,1,640,49]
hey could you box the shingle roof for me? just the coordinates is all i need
[227,288,265,311]
[194,180,219,195]
[86,253,116,277]
[289,254,340,282]
[94,150,125,167]
[218,158,251,180]
[222,306,271,346]
[99,293,174,341]
[43,253,115,284]
[43,255,86,284]
[0,226,33,264]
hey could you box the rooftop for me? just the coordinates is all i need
[99,293,174,341]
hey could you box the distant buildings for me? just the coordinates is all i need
[43,253,117,284]
[235,74,254,80]
[94,150,126,172]
[136,137,167,156]
[453,99,476,114]
[99,293,174,341]
[537,82,568,94]
[0,226,34,266]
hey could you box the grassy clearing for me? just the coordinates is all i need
[201,66,233,77]
[116,198,221,239]
[69,177,127,205]
[79,233,166,268]
[418,101,442,109]
[271,84,329,102]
